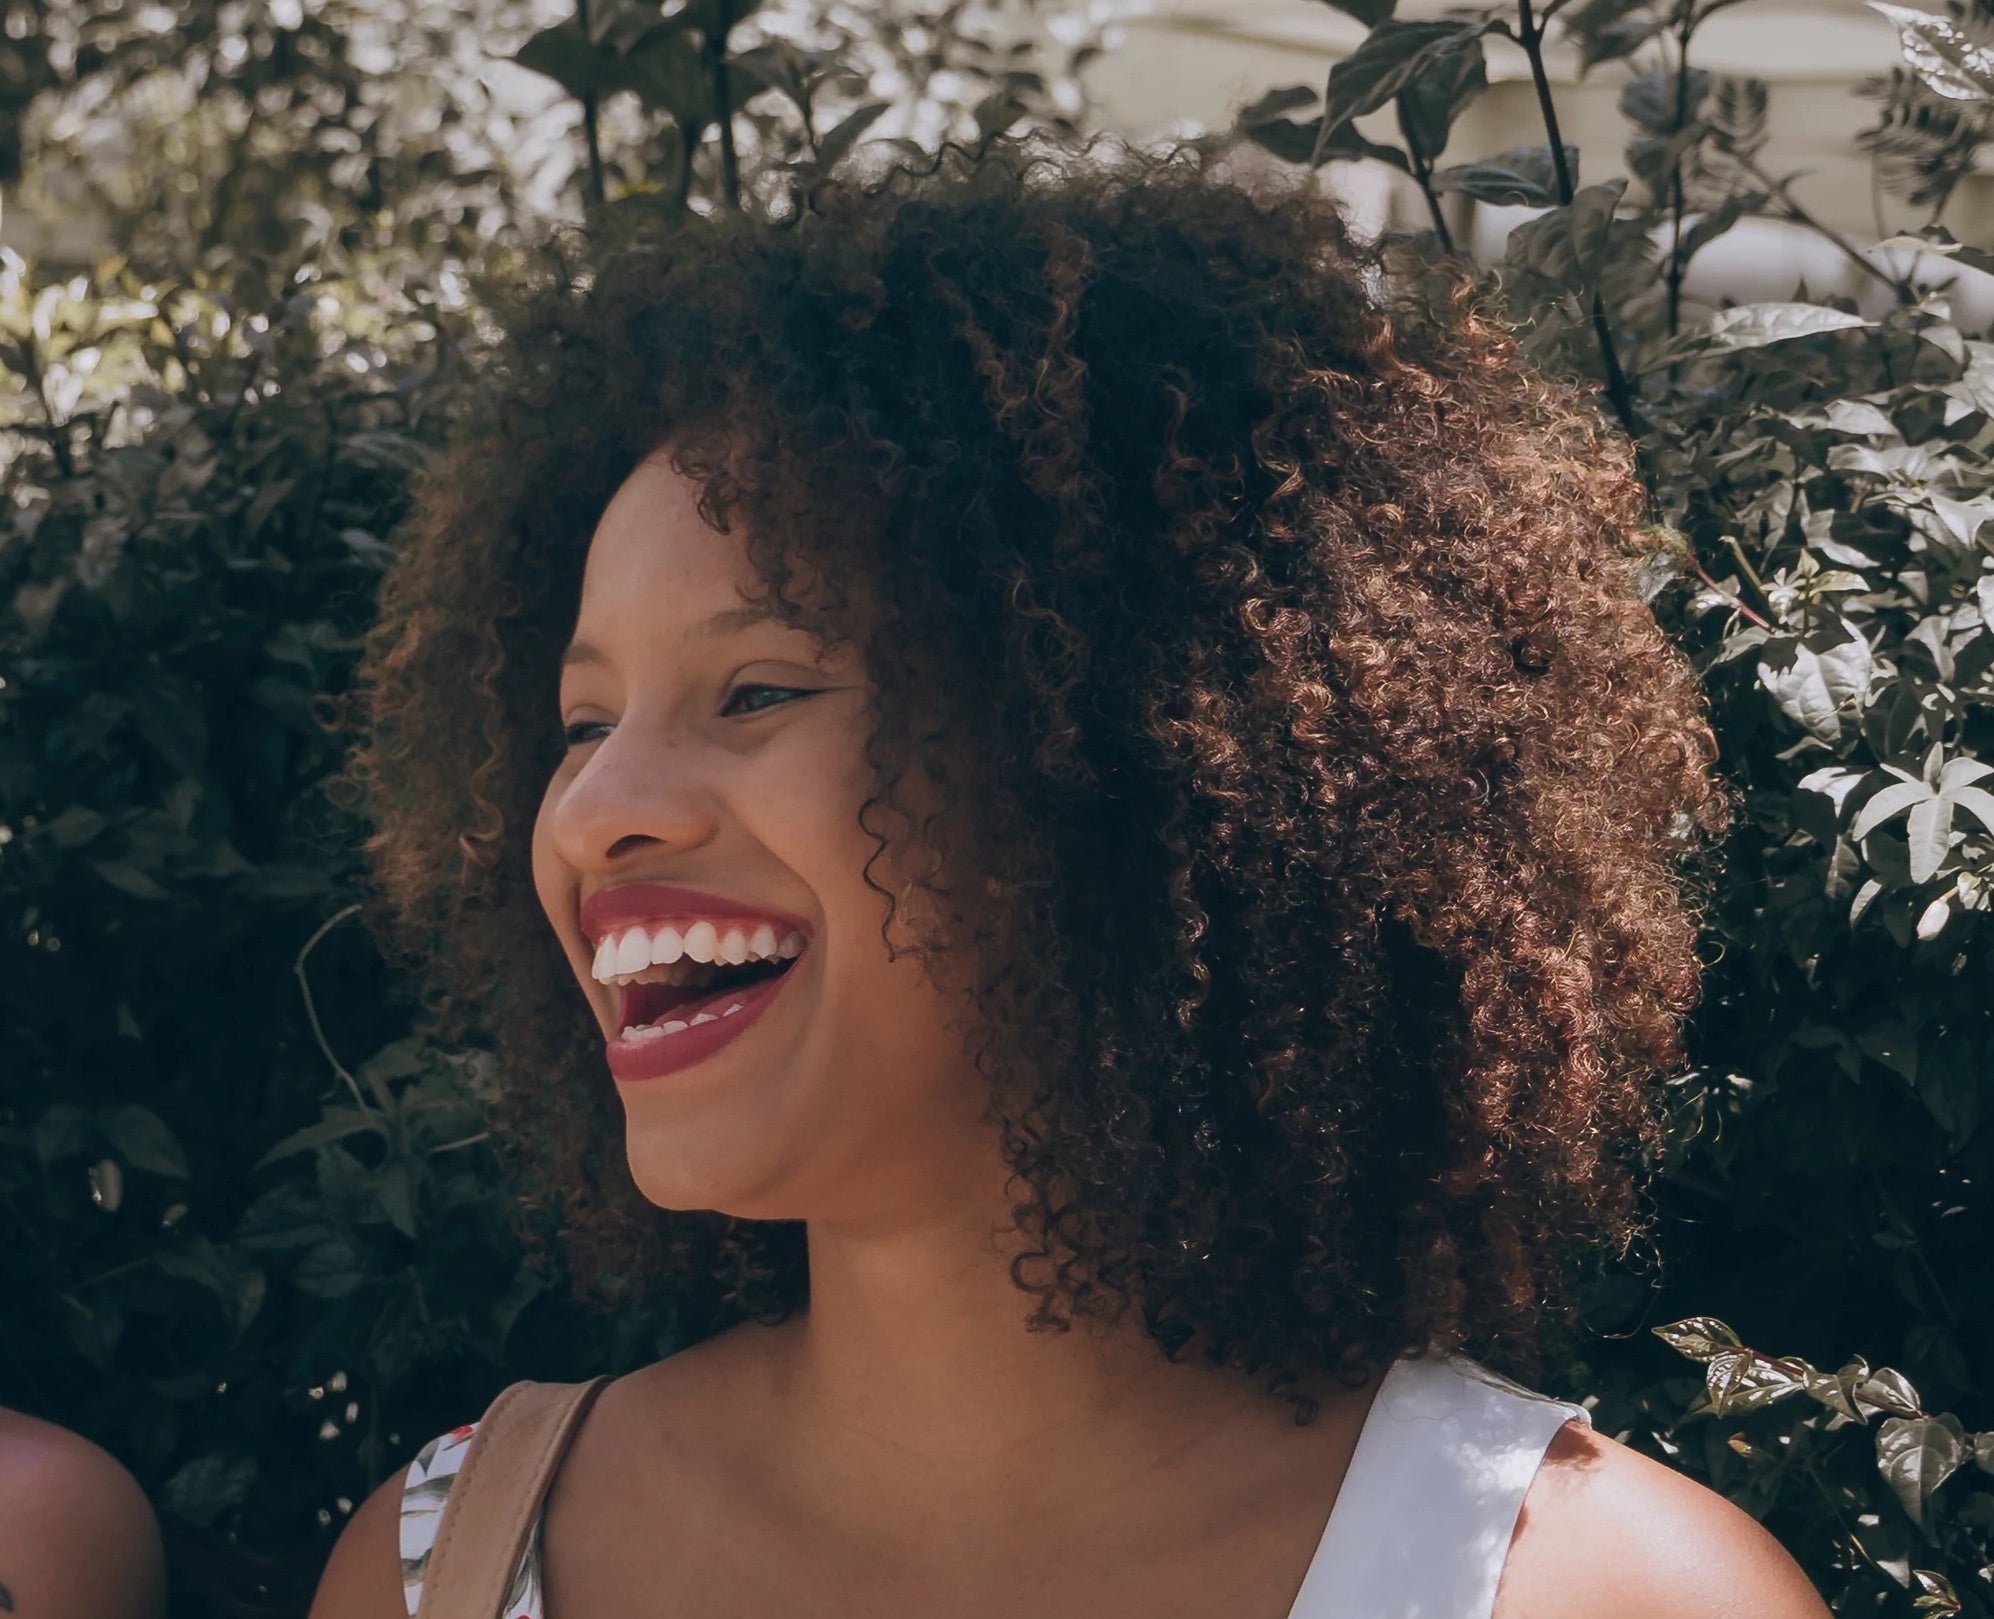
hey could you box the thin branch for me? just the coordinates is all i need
[1721,533,1769,600]
[575,0,607,210]
[707,16,740,208]
[1734,151,1912,303]
[294,903,373,1116]
[1396,102,1456,255]
[1665,0,1697,340]
[1514,0,1642,439]
[1695,561,1772,630]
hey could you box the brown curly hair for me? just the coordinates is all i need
[343,138,1726,1412]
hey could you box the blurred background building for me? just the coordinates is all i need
[0,0,1962,319]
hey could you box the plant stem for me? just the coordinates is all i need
[294,903,373,1117]
[707,17,740,208]
[23,337,75,478]
[575,0,607,210]
[1665,1,1696,340]
[1397,103,1457,254]
[1734,152,1911,303]
[1514,0,1640,439]
[676,130,696,208]
[1695,560,1772,630]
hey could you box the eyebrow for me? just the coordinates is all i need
[559,604,783,671]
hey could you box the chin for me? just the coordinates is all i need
[619,1105,818,1222]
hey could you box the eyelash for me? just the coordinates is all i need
[561,683,817,747]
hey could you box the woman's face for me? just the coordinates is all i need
[532,455,998,1230]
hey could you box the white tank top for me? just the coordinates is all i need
[400,1351,1589,1619]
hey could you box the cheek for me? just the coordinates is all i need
[529,778,565,911]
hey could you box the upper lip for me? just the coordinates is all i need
[579,882,813,948]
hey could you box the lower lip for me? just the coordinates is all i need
[603,963,795,1084]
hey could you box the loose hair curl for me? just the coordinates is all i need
[344,138,1727,1412]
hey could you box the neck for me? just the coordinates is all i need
[753,1173,1291,1532]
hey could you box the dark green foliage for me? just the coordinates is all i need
[0,261,679,1612]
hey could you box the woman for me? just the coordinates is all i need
[312,143,1828,1619]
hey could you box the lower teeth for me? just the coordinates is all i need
[622,1001,746,1042]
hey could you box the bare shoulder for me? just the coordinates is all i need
[0,1410,166,1619]
[1495,1418,1830,1619]
[308,1464,408,1619]
[0,1409,166,1619]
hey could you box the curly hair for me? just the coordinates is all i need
[342,138,1727,1413]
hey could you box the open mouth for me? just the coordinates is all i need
[617,951,801,1039]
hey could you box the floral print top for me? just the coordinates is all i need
[399,1420,542,1619]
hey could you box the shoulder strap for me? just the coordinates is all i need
[1286,1354,1588,1619]
[414,1377,611,1619]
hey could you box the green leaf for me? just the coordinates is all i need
[1858,1367,1927,1418]
[1618,64,1708,133]
[1868,2,1994,101]
[513,18,612,103]
[617,27,713,127]
[1318,20,1490,145]
[1706,1349,1809,1415]
[1248,115,1410,172]
[1239,86,1320,126]
[253,1108,386,1171]
[1675,191,1766,268]
[1430,143,1572,206]
[103,1104,190,1178]
[1906,793,1952,883]
[32,1104,91,1168]
[1562,0,1665,65]
[1853,779,1935,843]
[1569,178,1626,286]
[89,859,170,900]
[1704,303,1877,351]
[812,101,889,172]
[1394,33,1486,161]
[1877,1414,1967,1528]
[1759,629,1872,746]
[1653,1315,1744,1362]
[1946,784,1994,837]
[154,1239,265,1331]
[40,804,109,849]
[584,0,664,47]
[293,1238,370,1299]
[161,1455,257,1531]
[376,1157,420,1240]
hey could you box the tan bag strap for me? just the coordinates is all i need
[415,1376,611,1619]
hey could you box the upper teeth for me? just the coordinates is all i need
[591,920,804,984]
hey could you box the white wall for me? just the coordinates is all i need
[1083,0,1960,304]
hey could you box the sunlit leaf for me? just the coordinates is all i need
[1653,1316,1744,1362]
[1877,1414,1968,1527]
[1704,303,1877,350]
[1868,2,1994,101]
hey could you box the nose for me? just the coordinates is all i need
[544,720,722,872]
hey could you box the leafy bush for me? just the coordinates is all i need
[2,0,1990,1613]
[1236,0,1994,1609]
[0,254,627,1615]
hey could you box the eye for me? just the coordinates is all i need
[720,682,818,717]
[561,720,611,748]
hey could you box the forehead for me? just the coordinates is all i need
[572,455,763,640]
